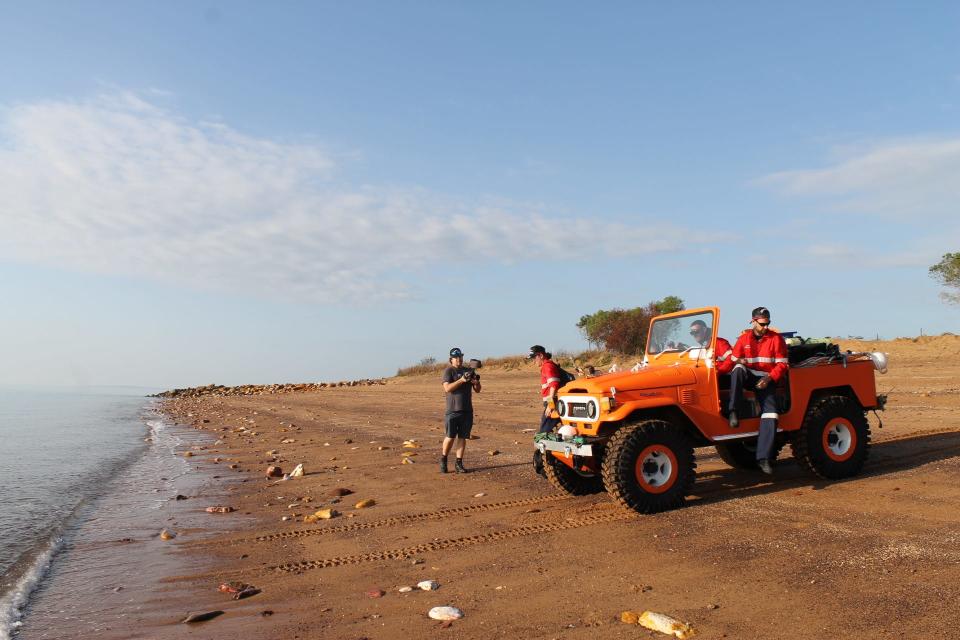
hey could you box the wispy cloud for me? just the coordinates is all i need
[759,136,960,220]
[0,92,715,301]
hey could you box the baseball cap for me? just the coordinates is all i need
[449,347,464,358]
[527,345,546,359]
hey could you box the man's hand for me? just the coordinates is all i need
[756,376,770,390]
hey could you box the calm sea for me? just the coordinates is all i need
[0,387,155,638]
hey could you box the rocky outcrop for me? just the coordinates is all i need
[151,379,387,398]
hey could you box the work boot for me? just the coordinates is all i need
[728,410,739,429]
[439,456,448,474]
[533,451,546,478]
[758,459,774,475]
[454,458,466,474]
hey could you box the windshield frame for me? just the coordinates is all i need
[645,308,719,359]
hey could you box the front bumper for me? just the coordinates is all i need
[535,438,595,459]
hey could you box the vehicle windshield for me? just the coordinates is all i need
[647,310,716,356]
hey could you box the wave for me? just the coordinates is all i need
[0,535,62,640]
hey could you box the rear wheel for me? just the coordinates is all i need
[601,419,695,513]
[543,454,604,495]
[792,395,870,479]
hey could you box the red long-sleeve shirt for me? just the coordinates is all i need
[731,329,789,382]
[540,359,561,401]
[714,337,735,375]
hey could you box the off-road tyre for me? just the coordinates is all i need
[543,454,604,495]
[792,395,870,479]
[601,419,696,514]
[715,440,785,470]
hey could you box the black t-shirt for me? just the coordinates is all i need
[442,366,473,414]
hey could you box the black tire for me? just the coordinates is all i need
[532,450,546,478]
[715,440,785,470]
[543,454,604,495]
[791,395,870,479]
[601,419,696,514]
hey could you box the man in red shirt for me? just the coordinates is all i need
[728,307,789,475]
[529,345,562,477]
[689,320,735,374]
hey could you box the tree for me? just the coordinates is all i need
[930,253,960,305]
[577,297,686,354]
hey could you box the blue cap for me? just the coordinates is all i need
[449,347,464,358]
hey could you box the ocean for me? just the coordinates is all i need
[0,387,157,638]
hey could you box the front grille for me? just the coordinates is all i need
[569,402,590,418]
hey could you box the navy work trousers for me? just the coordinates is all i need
[729,365,779,461]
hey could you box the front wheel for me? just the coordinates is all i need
[792,395,870,479]
[543,454,604,495]
[601,419,696,514]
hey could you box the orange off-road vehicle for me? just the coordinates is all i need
[534,307,888,513]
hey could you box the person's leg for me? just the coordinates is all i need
[454,413,472,472]
[440,413,458,473]
[755,385,779,470]
[728,365,749,426]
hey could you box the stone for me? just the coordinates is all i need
[183,451,193,458]
[330,487,353,497]
[265,466,283,478]
[620,611,639,624]
[289,463,304,477]
[355,498,376,509]
[636,611,696,639]
[234,587,261,600]
[181,610,224,624]
[417,580,440,591]
[402,458,415,465]
[398,586,413,593]
[281,438,295,444]
[428,606,463,621]
[159,529,176,540]
[303,508,338,523]
[473,493,486,498]
[205,506,235,513]
[487,450,499,456]
[366,588,385,598]
[175,494,188,501]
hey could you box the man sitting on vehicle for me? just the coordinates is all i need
[727,307,789,475]
[688,319,735,374]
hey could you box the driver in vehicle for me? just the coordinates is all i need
[727,307,789,475]
[688,319,735,374]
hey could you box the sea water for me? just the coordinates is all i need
[0,387,153,638]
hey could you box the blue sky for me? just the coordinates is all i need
[2,2,959,387]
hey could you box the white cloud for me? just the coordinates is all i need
[0,92,716,301]
[759,136,960,220]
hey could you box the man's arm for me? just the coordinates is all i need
[442,369,470,393]
[767,336,789,383]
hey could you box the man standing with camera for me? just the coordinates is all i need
[440,347,482,474]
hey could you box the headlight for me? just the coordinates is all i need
[601,397,616,411]
[557,400,566,416]
[587,400,597,419]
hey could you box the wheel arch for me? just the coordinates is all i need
[600,405,711,447]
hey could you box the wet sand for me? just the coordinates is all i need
[25,335,960,639]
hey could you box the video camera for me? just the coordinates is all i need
[461,358,483,382]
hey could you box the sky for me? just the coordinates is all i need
[1,1,959,388]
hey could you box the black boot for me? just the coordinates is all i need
[454,458,466,473]
[758,459,774,475]
[439,456,448,474]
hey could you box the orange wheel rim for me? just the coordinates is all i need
[822,418,857,462]
[634,445,678,494]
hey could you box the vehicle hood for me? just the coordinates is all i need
[562,366,697,394]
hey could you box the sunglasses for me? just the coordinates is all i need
[755,321,770,327]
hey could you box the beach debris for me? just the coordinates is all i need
[417,580,440,591]
[303,508,338,523]
[428,606,463,621]
[290,463,305,477]
[260,610,274,617]
[183,451,194,458]
[330,487,353,497]
[402,458,415,465]
[618,611,696,639]
[403,440,421,449]
[487,450,499,456]
[218,581,250,594]
[159,529,176,540]
[398,586,414,593]
[265,465,283,478]
[235,587,261,600]
[366,588,386,598]
[181,610,224,624]
[355,498,376,509]
[175,494,188,501]
[205,506,235,513]
[281,438,296,444]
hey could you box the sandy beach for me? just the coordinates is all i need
[32,335,960,639]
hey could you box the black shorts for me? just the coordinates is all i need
[444,412,473,439]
